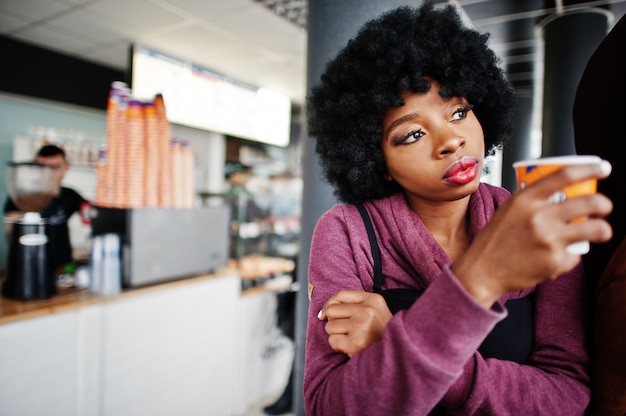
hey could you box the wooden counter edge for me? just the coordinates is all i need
[0,267,240,326]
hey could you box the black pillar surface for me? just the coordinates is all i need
[294,1,421,414]
[540,10,609,157]
[501,93,534,192]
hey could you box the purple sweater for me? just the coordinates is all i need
[304,183,590,415]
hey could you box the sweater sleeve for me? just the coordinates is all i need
[439,262,590,414]
[303,207,505,416]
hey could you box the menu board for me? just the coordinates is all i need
[131,45,291,147]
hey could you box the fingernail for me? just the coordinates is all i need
[317,309,323,319]
[600,160,612,175]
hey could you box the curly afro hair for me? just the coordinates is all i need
[307,3,516,203]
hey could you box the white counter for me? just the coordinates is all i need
[0,270,293,416]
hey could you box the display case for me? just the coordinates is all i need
[201,174,302,288]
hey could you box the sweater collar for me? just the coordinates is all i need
[365,183,510,285]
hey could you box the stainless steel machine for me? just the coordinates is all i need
[91,205,231,288]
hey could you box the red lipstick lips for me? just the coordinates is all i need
[443,157,479,185]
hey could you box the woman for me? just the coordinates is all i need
[303,3,613,415]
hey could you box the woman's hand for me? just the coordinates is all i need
[318,290,393,357]
[453,161,613,309]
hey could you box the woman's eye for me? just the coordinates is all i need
[450,104,473,122]
[396,129,425,145]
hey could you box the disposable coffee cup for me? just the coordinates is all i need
[512,155,603,255]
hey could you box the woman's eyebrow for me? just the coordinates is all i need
[384,112,419,138]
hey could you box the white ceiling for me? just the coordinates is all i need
[3,0,626,111]
[0,0,307,106]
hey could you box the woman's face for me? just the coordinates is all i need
[381,80,485,206]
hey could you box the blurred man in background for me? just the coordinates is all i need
[4,144,90,275]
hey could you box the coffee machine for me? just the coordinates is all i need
[2,162,57,300]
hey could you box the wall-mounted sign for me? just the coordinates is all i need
[131,45,291,147]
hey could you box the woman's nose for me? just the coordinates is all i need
[434,127,466,157]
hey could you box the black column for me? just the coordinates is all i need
[293,1,420,414]
[501,93,535,192]
[539,10,609,157]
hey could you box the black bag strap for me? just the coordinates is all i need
[355,203,383,291]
